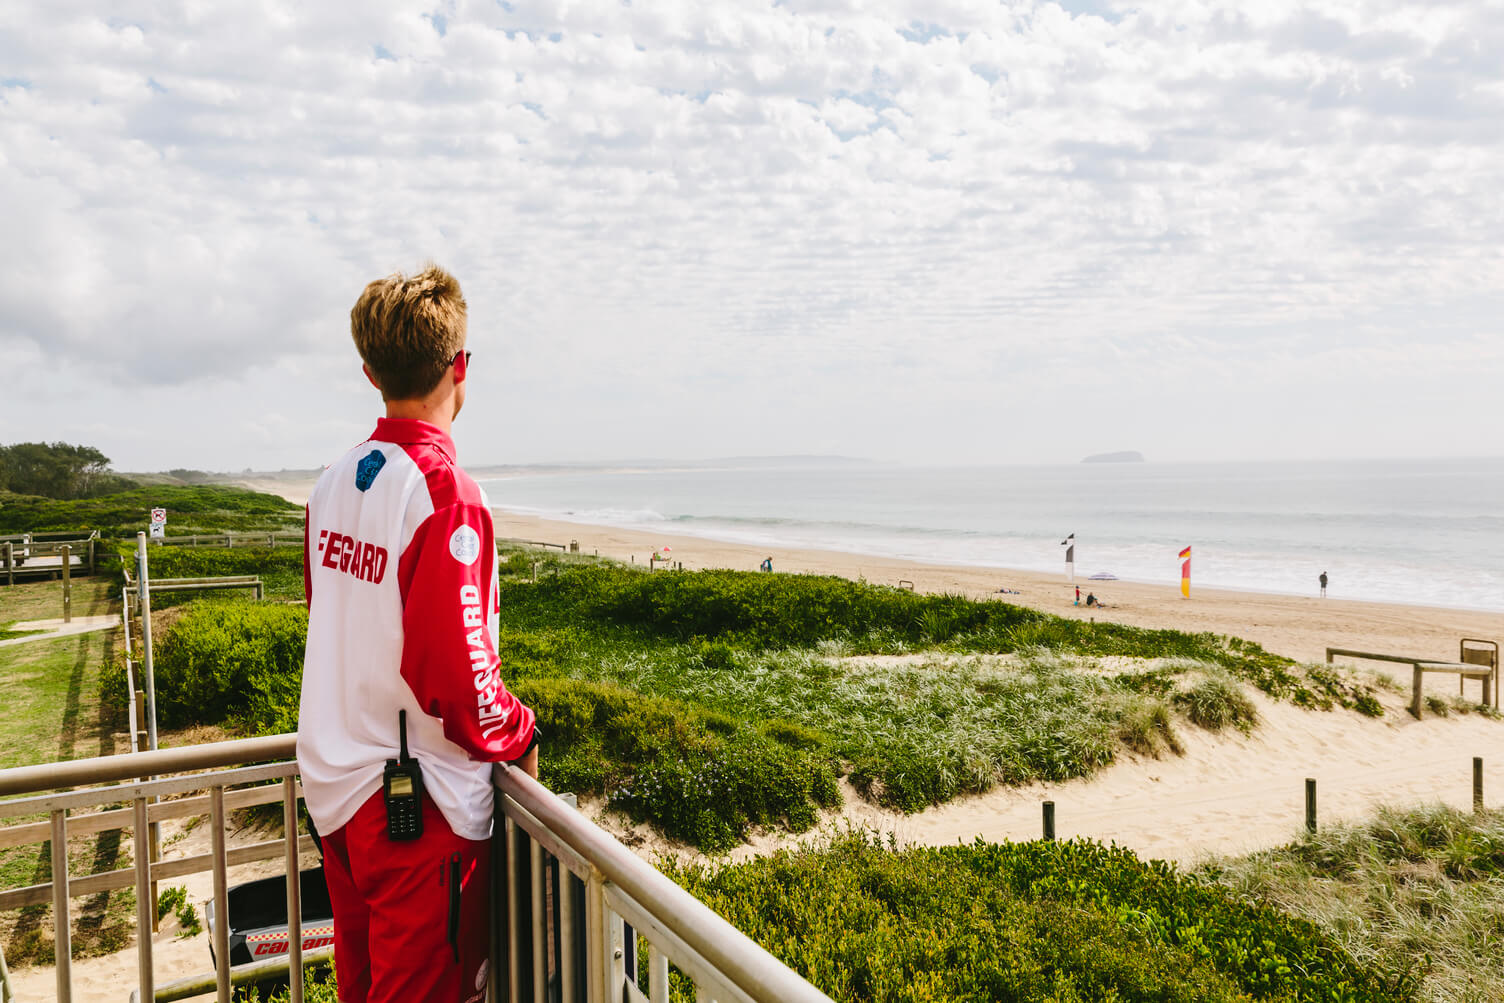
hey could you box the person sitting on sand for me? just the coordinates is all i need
[1085,593,1100,607]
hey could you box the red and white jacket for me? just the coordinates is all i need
[296,418,535,841]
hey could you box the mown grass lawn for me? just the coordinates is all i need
[0,577,115,632]
[0,608,135,966]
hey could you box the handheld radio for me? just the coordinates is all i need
[383,710,425,841]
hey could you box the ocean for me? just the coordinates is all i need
[479,458,1504,612]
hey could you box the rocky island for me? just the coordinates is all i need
[1081,451,1145,463]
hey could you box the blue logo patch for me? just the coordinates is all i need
[354,449,387,492]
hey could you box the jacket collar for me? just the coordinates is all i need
[370,418,457,463]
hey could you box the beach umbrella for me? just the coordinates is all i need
[1088,572,1117,581]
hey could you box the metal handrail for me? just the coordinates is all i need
[1,736,834,1003]
[0,737,307,1003]
[0,735,295,800]
[494,765,834,1003]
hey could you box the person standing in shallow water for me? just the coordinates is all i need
[1319,571,1328,597]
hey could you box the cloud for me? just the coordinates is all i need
[1,0,1501,467]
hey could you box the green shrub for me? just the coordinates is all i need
[0,484,300,536]
[1175,675,1259,732]
[152,601,308,731]
[667,831,1416,1002]
[499,566,1375,712]
[1114,692,1184,756]
[514,678,839,851]
[109,545,305,602]
[156,884,202,937]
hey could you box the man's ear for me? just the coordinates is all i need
[362,364,381,391]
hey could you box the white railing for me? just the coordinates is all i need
[0,737,834,1003]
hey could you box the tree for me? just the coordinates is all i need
[0,442,130,499]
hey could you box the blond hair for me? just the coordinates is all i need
[350,264,467,400]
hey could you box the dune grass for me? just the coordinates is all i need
[121,560,1390,844]
[1201,804,1504,1003]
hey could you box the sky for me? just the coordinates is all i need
[3,0,1502,471]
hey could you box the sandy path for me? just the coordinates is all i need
[0,615,123,649]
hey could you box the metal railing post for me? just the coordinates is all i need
[488,800,503,1003]
[133,797,154,1003]
[506,816,523,1003]
[135,533,163,931]
[648,944,669,1002]
[559,869,579,1003]
[283,777,304,1003]
[50,809,72,1003]
[135,533,158,753]
[210,786,231,1003]
[0,934,13,1003]
[530,840,546,1003]
[586,873,607,1003]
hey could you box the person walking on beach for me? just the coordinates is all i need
[1319,571,1328,598]
[760,556,773,572]
[297,264,540,1003]
[1074,585,1081,606]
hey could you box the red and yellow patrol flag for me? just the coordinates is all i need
[1179,546,1191,598]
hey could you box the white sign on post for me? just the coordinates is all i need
[149,507,167,539]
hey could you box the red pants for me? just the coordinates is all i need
[321,792,491,1003]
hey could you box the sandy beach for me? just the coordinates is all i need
[491,508,1504,668]
[487,503,1502,862]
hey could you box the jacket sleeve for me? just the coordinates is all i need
[396,501,535,761]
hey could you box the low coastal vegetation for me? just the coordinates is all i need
[1205,804,1504,1003]
[255,828,1425,1002]
[1,482,300,536]
[5,527,1492,999]
[256,806,1501,1002]
[117,557,1383,848]
[665,831,1418,1002]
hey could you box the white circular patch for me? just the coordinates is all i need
[474,958,489,991]
[449,524,481,565]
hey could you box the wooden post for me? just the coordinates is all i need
[60,545,72,623]
[134,691,148,752]
[88,536,96,575]
[1042,801,1055,841]
[4,542,11,587]
[1305,778,1317,833]
[1475,757,1484,813]
[1410,663,1424,719]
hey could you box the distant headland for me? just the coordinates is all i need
[1081,451,1145,464]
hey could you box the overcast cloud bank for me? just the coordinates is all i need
[3,1,1501,469]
